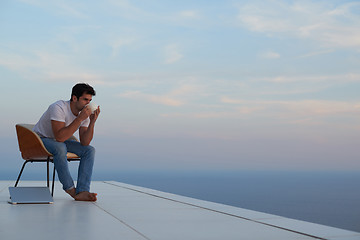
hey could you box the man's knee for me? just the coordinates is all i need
[84,145,95,156]
[45,140,67,157]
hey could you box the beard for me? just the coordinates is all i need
[76,102,86,112]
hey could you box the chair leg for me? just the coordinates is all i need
[46,157,50,188]
[51,165,56,196]
[14,161,29,187]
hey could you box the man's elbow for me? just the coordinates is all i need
[79,135,92,146]
[55,137,66,142]
[53,132,67,142]
[80,140,90,146]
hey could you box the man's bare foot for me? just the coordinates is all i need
[66,188,76,198]
[74,191,97,201]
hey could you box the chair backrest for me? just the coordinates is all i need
[16,124,51,160]
[15,124,79,160]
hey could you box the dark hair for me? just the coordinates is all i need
[71,83,96,101]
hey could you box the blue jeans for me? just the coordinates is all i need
[41,138,95,194]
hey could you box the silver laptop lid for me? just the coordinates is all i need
[8,187,53,204]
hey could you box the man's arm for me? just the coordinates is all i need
[79,107,100,146]
[51,106,93,143]
[51,119,82,142]
[79,125,94,146]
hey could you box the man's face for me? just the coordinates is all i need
[74,93,93,111]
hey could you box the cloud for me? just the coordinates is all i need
[221,97,360,118]
[164,44,183,64]
[55,2,88,18]
[238,14,290,33]
[160,106,261,119]
[0,48,104,84]
[259,50,280,59]
[255,73,360,84]
[118,85,198,106]
[220,96,245,104]
[45,72,102,83]
[19,0,89,18]
[119,91,184,106]
[237,1,360,48]
[297,49,334,58]
[110,37,136,57]
[178,10,200,19]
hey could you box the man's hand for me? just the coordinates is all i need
[78,105,92,121]
[79,106,100,146]
[89,106,100,123]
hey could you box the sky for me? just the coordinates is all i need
[1,0,360,176]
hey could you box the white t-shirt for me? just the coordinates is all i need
[33,100,90,139]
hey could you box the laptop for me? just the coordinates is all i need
[8,187,53,204]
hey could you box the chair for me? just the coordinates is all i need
[15,124,80,196]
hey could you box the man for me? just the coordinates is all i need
[33,83,100,201]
